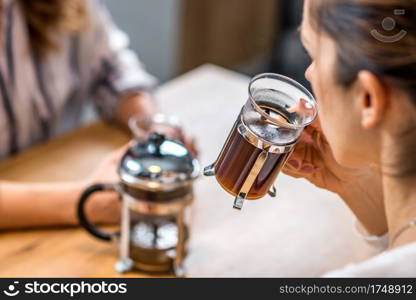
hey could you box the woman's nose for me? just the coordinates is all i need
[305,64,313,83]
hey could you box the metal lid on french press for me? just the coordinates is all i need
[118,133,199,191]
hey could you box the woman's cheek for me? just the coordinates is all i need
[314,84,347,164]
[320,99,357,167]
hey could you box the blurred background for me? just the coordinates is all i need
[103,0,311,89]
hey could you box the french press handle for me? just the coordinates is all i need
[77,183,121,242]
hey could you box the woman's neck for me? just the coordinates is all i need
[381,131,416,249]
[383,176,416,248]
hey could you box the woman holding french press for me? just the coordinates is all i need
[283,0,416,275]
[202,0,415,276]
[0,0,194,229]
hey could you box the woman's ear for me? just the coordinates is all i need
[356,71,389,129]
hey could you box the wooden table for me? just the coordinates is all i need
[0,65,379,277]
[0,122,133,277]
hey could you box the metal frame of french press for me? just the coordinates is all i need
[115,190,193,276]
[203,110,296,210]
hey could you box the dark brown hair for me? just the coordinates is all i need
[310,0,416,177]
[0,0,88,56]
[309,0,416,103]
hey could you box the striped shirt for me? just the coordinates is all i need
[0,0,157,160]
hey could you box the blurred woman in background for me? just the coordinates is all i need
[284,0,416,276]
[0,0,192,228]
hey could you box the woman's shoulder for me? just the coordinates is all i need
[323,242,416,277]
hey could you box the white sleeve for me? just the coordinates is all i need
[322,242,416,277]
[354,219,389,250]
[84,0,158,121]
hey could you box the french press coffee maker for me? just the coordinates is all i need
[77,133,199,276]
[204,73,317,210]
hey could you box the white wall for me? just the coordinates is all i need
[103,0,182,82]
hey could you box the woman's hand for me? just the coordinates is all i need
[284,120,354,194]
[283,119,387,235]
[147,123,199,157]
[130,118,198,157]
[79,125,198,227]
[0,146,128,229]
[81,146,129,225]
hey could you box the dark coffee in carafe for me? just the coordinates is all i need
[203,73,318,210]
[214,112,292,200]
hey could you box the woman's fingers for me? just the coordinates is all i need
[185,135,199,158]
[289,140,320,169]
[287,98,316,116]
[105,143,131,164]
[284,159,319,176]
[283,164,316,179]
[281,168,305,179]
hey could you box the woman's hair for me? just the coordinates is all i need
[309,0,416,104]
[310,0,416,177]
[0,0,88,56]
